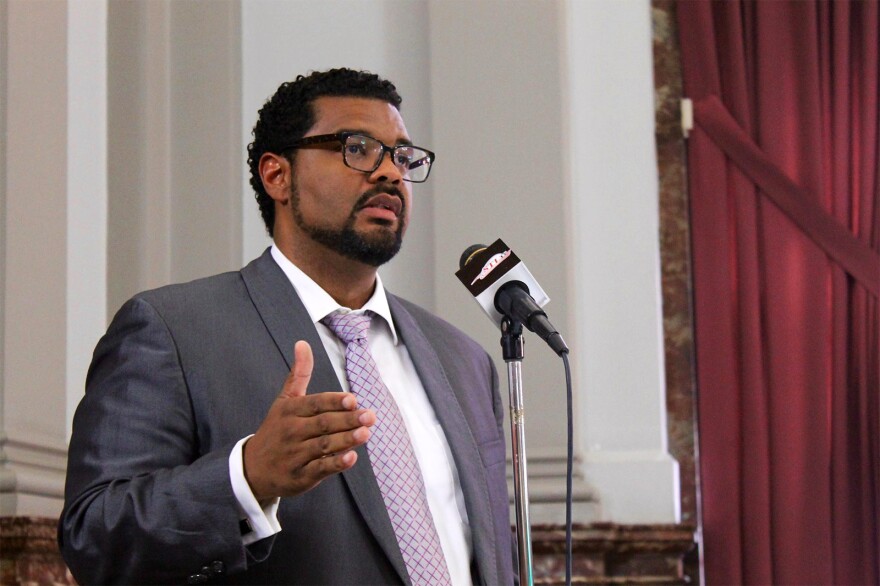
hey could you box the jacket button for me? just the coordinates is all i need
[210,561,225,575]
[187,573,208,584]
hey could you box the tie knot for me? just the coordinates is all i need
[322,311,372,344]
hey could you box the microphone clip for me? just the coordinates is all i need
[500,317,525,361]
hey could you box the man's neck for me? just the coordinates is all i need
[274,239,377,310]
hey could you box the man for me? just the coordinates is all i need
[59,68,515,585]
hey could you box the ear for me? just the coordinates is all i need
[259,152,292,204]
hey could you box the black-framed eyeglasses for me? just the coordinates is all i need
[279,132,435,183]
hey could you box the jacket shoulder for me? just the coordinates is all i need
[134,270,245,307]
[126,249,276,316]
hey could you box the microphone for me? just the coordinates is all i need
[455,239,569,356]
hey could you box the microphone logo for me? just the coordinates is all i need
[470,250,511,285]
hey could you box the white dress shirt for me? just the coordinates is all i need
[228,245,472,585]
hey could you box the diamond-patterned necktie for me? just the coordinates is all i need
[322,310,452,586]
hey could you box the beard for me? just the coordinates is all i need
[290,185,405,267]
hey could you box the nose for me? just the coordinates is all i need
[369,150,404,184]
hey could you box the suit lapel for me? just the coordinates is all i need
[240,249,409,584]
[389,295,500,586]
[240,249,322,372]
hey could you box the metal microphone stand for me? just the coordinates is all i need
[500,317,533,586]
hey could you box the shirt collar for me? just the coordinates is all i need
[270,244,399,344]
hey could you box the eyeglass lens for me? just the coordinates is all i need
[343,135,432,182]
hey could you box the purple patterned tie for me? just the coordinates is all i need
[322,311,452,586]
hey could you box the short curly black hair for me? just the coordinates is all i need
[247,68,403,237]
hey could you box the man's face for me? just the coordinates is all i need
[287,96,413,267]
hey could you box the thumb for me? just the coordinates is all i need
[280,340,313,398]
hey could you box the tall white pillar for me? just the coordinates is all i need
[1,0,110,517]
[67,0,109,439]
[2,0,74,516]
[2,0,241,516]
[564,0,679,522]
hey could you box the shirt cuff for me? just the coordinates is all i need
[229,435,282,545]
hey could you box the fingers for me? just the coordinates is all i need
[304,449,360,478]
[275,428,370,484]
[295,408,375,482]
[245,411,372,500]
[296,412,375,458]
[281,340,314,398]
[288,411,377,488]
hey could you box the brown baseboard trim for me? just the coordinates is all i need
[531,522,699,585]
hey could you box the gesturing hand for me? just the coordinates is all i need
[242,340,375,502]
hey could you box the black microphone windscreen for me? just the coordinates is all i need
[459,244,488,270]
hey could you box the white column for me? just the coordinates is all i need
[1,0,71,516]
[0,0,109,517]
[67,0,109,438]
[564,0,680,523]
[168,0,242,283]
[2,0,241,517]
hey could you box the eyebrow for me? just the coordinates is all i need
[338,128,413,147]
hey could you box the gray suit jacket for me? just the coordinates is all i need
[59,249,515,585]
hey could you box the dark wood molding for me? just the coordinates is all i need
[533,523,699,585]
[1,516,75,586]
[2,517,698,585]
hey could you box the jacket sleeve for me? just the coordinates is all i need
[58,296,271,584]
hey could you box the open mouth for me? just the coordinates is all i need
[359,193,403,219]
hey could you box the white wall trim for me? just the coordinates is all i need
[583,449,681,523]
[506,450,600,524]
[0,432,67,515]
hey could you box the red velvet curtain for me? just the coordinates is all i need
[677,2,879,584]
